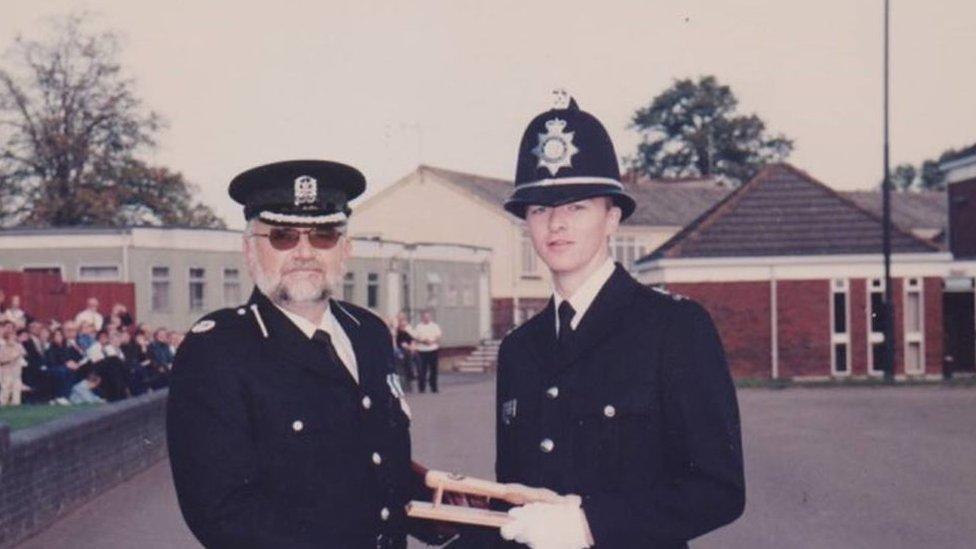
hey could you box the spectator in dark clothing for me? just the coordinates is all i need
[45,329,77,403]
[122,330,152,395]
[394,313,417,393]
[18,326,52,402]
[61,321,92,379]
[147,328,173,389]
[111,303,134,329]
[86,330,129,401]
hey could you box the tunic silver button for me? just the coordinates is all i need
[603,405,616,418]
[372,452,382,465]
[539,438,555,453]
[362,396,372,410]
[380,507,390,521]
[236,307,246,315]
[546,386,559,399]
[292,420,304,432]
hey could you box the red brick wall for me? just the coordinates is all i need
[491,297,552,339]
[849,278,868,376]
[668,281,772,379]
[923,277,944,376]
[492,298,513,338]
[776,280,831,378]
[660,275,951,381]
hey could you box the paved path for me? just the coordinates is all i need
[15,376,976,548]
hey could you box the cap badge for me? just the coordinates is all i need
[532,118,578,176]
[294,175,317,206]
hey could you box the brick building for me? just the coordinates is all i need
[636,163,976,381]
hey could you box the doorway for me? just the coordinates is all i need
[943,279,975,375]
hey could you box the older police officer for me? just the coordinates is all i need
[167,160,439,548]
[490,95,745,548]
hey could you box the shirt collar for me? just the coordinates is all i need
[275,302,337,339]
[553,257,616,331]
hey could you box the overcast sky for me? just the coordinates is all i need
[3,1,974,228]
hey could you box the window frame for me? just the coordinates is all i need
[830,278,851,376]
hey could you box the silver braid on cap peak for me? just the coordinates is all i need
[258,211,348,225]
[516,177,623,190]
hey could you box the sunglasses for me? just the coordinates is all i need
[251,226,345,250]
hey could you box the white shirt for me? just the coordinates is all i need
[75,309,104,331]
[413,321,442,352]
[276,303,359,383]
[553,257,616,336]
[86,341,106,363]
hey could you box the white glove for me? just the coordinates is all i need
[500,495,593,549]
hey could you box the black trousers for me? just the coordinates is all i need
[417,350,439,393]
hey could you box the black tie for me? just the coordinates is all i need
[312,329,347,371]
[557,301,576,348]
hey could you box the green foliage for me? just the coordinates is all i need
[0,13,224,228]
[627,76,793,186]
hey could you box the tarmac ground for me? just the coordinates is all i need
[14,374,976,549]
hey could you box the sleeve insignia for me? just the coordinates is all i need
[190,319,216,333]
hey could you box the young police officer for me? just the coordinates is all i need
[492,95,745,548]
[167,160,442,548]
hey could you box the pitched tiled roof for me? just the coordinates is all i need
[646,164,942,260]
[843,190,946,236]
[419,165,732,228]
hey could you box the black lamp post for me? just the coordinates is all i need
[882,0,896,382]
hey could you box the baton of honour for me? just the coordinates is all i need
[405,470,566,528]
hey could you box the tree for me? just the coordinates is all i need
[887,144,975,192]
[890,163,917,191]
[627,76,793,186]
[0,13,224,228]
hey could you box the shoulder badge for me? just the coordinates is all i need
[190,319,216,333]
[501,398,518,425]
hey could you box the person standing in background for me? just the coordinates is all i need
[0,320,26,406]
[413,310,442,393]
[75,297,104,331]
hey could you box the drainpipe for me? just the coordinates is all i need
[770,265,779,380]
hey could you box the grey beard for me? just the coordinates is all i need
[270,283,332,306]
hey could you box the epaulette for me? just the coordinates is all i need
[649,285,687,302]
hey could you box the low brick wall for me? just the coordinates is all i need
[0,390,168,548]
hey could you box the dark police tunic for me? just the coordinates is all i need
[167,288,426,548]
[495,265,745,548]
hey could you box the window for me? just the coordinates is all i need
[520,233,537,275]
[611,236,638,270]
[462,283,475,307]
[445,284,459,307]
[189,268,206,311]
[343,272,355,301]
[867,279,886,375]
[79,265,120,281]
[151,267,170,312]
[367,272,379,308]
[223,268,241,306]
[830,279,850,375]
[425,272,441,307]
[903,278,924,375]
[401,272,411,314]
[23,266,61,277]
